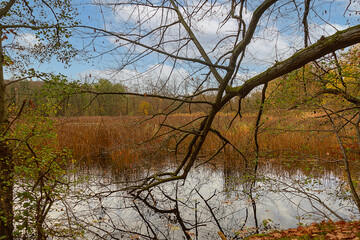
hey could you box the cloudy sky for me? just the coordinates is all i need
[7,0,360,93]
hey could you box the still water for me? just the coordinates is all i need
[52,159,359,239]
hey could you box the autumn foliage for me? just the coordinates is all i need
[247,220,360,240]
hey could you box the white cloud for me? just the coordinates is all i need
[105,1,252,60]
[112,3,177,32]
[338,0,360,17]
[78,68,142,85]
[78,63,191,95]
[244,21,348,70]
[91,1,352,89]
[14,33,40,49]
[308,23,347,42]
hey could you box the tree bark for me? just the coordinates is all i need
[0,27,13,240]
[0,143,13,240]
[224,24,360,101]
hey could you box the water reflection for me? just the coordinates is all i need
[54,159,359,239]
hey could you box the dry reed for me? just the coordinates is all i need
[55,112,360,173]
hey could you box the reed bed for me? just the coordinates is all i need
[55,112,360,173]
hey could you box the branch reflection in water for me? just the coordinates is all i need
[50,158,358,239]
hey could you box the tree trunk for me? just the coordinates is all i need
[0,28,13,240]
[0,143,14,240]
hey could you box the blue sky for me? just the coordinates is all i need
[5,0,360,92]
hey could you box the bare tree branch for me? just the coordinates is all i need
[225,25,360,101]
[0,0,16,18]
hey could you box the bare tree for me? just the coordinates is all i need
[76,0,360,193]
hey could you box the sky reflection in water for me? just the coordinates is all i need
[55,160,359,239]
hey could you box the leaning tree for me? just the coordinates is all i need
[80,0,360,190]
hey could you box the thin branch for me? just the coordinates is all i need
[225,25,360,100]
[170,0,223,84]
[76,25,229,71]
[2,99,26,136]
[0,0,16,18]
[323,107,360,211]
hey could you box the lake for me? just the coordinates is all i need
[49,158,359,239]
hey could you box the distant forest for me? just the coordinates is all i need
[6,78,263,116]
